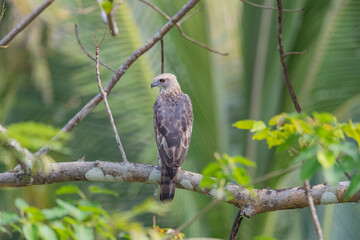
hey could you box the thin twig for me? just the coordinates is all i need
[284,50,308,58]
[164,200,219,240]
[0,0,55,46]
[0,1,5,25]
[138,0,228,56]
[178,8,202,25]
[239,0,304,13]
[229,210,244,240]
[113,0,126,12]
[276,0,322,239]
[95,43,128,162]
[252,163,301,185]
[160,38,164,73]
[74,24,116,73]
[35,0,201,156]
[305,179,324,240]
[276,0,302,113]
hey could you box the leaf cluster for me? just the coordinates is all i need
[0,185,175,240]
[233,112,360,199]
[200,153,256,200]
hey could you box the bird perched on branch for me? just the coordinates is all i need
[151,73,193,203]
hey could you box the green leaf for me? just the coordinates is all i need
[73,224,94,240]
[233,168,250,186]
[199,177,217,188]
[38,224,57,240]
[89,186,119,197]
[6,122,70,153]
[15,198,29,211]
[233,156,256,167]
[202,162,221,177]
[56,185,81,195]
[0,212,19,226]
[313,112,336,123]
[101,0,113,14]
[252,121,267,132]
[345,174,360,200]
[323,165,344,185]
[252,128,269,141]
[254,236,276,240]
[232,120,255,129]
[300,158,320,181]
[317,149,335,169]
[269,114,285,126]
[56,199,88,221]
[23,223,38,240]
[293,146,318,163]
[41,207,69,220]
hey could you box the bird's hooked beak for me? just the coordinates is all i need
[151,80,159,88]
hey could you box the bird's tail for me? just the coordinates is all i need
[160,165,176,203]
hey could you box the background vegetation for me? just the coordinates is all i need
[1,0,360,239]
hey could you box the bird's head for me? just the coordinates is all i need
[151,73,181,93]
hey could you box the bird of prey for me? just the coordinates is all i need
[151,73,193,203]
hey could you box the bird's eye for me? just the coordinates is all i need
[159,79,165,83]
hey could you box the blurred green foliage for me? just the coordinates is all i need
[0,185,175,240]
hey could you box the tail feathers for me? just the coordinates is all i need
[160,166,176,203]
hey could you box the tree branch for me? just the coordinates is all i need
[138,0,228,56]
[0,124,35,173]
[0,0,55,46]
[0,160,357,218]
[34,0,200,156]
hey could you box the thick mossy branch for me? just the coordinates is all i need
[1,160,357,218]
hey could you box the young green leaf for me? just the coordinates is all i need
[232,120,255,129]
[56,185,81,195]
[89,186,119,197]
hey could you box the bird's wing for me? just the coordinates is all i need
[153,94,193,178]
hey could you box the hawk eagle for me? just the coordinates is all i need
[151,73,193,202]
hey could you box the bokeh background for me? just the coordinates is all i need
[1,0,360,239]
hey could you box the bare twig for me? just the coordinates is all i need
[113,0,126,13]
[276,0,302,113]
[276,0,322,239]
[305,179,324,240]
[178,8,202,25]
[0,1,5,25]
[35,0,201,156]
[74,24,116,73]
[239,0,304,13]
[229,210,244,240]
[0,0,55,46]
[94,42,128,162]
[160,38,164,73]
[284,50,308,58]
[138,0,228,56]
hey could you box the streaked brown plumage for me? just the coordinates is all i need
[151,73,193,203]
